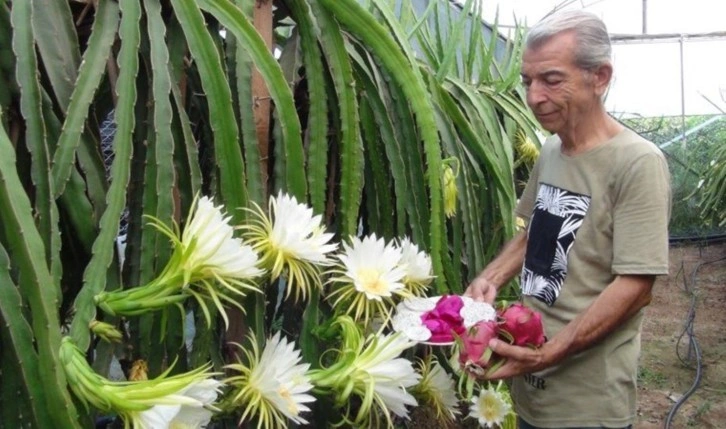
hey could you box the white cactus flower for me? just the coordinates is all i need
[225,332,315,429]
[310,318,420,428]
[397,237,434,295]
[469,384,513,428]
[327,234,410,324]
[181,196,263,282]
[413,358,460,420]
[243,192,337,301]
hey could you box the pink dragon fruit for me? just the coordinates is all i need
[498,302,545,347]
[458,320,500,373]
[421,295,467,343]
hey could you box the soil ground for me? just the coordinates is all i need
[636,241,726,428]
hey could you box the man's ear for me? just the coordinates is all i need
[592,62,613,96]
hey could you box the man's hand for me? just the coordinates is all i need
[464,276,499,303]
[481,339,549,380]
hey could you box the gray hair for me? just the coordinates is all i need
[526,10,612,70]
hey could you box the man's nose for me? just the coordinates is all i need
[526,81,547,106]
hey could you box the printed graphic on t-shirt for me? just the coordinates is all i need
[521,183,590,305]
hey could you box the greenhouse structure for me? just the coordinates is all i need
[0,0,723,428]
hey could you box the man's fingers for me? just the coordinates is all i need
[483,288,497,304]
[489,338,518,358]
[464,278,493,302]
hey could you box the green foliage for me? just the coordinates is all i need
[623,115,726,237]
[637,365,667,388]
[0,0,539,425]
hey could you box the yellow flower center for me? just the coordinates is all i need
[357,268,387,295]
[480,393,505,422]
[278,387,299,415]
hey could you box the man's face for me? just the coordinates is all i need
[521,31,602,135]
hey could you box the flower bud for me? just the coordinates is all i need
[442,165,457,218]
[515,129,540,165]
[89,320,123,343]
[128,359,148,381]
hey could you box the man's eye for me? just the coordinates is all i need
[545,79,562,86]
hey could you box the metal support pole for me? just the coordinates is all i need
[642,0,647,34]
[679,35,687,148]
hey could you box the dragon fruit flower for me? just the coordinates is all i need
[498,302,545,348]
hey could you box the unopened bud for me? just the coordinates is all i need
[443,165,458,219]
[516,130,540,165]
[89,320,123,343]
[129,359,148,381]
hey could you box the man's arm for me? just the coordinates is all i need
[465,230,528,303]
[484,274,655,379]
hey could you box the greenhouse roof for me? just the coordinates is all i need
[460,0,726,118]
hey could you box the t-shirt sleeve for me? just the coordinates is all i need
[612,151,671,275]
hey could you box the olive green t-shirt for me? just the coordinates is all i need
[512,128,671,427]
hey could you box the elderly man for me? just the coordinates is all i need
[465,9,671,429]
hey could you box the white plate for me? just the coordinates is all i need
[391,296,496,345]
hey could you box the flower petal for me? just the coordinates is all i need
[136,403,181,429]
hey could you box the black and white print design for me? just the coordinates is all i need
[521,183,590,306]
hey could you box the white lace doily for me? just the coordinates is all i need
[391,296,496,345]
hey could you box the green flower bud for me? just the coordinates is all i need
[443,164,458,219]
[89,320,123,343]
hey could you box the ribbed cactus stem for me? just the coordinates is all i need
[69,0,137,351]
[0,113,80,427]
